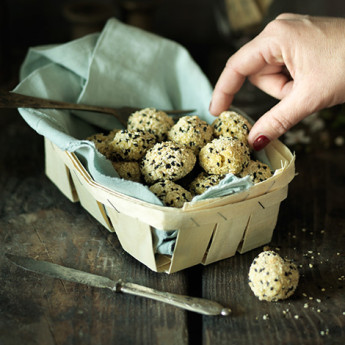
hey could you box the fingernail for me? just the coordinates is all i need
[253,135,270,151]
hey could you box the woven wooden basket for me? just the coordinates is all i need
[44,137,295,273]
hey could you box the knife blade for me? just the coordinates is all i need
[5,253,231,316]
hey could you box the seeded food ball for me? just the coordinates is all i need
[110,130,156,161]
[212,111,252,144]
[127,108,174,142]
[112,161,141,182]
[141,141,196,184]
[86,133,113,159]
[199,137,250,175]
[239,160,273,184]
[189,172,225,195]
[167,115,213,153]
[248,251,299,302]
[149,180,192,208]
[107,128,121,141]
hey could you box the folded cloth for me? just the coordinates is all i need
[15,17,262,254]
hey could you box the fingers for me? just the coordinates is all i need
[209,39,268,116]
[248,91,315,149]
[276,13,307,20]
[208,61,245,116]
[248,65,293,100]
[209,13,345,151]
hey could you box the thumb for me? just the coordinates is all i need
[248,92,314,150]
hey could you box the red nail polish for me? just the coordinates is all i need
[253,135,270,151]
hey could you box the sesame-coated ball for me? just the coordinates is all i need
[141,141,196,184]
[149,180,192,208]
[239,160,272,184]
[127,108,174,141]
[167,115,213,153]
[112,161,141,182]
[199,137,250,175]
[248,251,299,302]
[212,111,252,144]
[86,132,113,159]
[189,172,225,195]
[110,130,156,161]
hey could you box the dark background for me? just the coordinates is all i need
[0,3,344,344]
[2,0,345,88]
[1,0,345,125]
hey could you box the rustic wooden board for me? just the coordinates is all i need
[0,110,189,345]
[0,108,344,345]
[201,151,345,345]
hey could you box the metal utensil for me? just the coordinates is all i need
[5,253,231,316]
[0,90,195,127]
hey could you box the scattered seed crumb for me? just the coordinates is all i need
[282,308,291,316]
[316,299,321,303]
[337,252,340,256]
[302,293,308,297]
[309,232,314,235]
[320,329,329,336]
[317,309,321,313]
[292,235,297,239]
[302,228,307,232]
[320,230,325,234]
[321,288,326,292]
[263,314,269,320]
[304,303,309,308]
[294,315,299,319]
[309,297,313,300]
[309,264,313,268]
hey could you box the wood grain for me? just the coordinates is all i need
[201,152,345,345]
[0,108,344,345]
[0,110,189,345]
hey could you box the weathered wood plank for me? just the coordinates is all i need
[1,108,344,345]
[0,110,189,345]
[201,152,345,345]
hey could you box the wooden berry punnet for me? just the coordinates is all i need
[44,137,295,274]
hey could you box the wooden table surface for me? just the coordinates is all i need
[1,108,344,345]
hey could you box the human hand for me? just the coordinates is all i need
[209,13,345,150]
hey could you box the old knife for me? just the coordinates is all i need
[5,253,231,316]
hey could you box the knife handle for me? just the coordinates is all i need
[116,281,231,316]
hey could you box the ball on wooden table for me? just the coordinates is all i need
[248,251,299,302]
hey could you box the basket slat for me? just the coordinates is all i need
[69,169,113,231]
[238,201,283,254]
[44,138,78,202]
[202,214,250,265]
[106,206,158,272]
[168,223,215,274]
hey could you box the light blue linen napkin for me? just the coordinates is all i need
[15,17,259,254]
